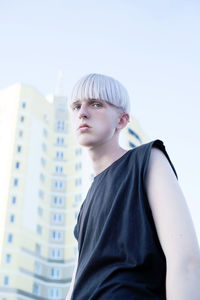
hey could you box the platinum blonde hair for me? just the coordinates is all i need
[69,73,131,114]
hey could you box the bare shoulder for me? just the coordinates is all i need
[147,146,174,172]
[145,146,200,264]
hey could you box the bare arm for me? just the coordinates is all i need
[146,148,200,300]
[66,256,78,300]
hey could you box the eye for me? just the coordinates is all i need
[72,104,81,111]
[92,102,103,108]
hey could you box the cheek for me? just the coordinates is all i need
[98,115,118,135]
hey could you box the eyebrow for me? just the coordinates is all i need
[71,100,81,106]
[71,99,105,107]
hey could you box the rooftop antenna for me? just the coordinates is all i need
[55,70,64,96]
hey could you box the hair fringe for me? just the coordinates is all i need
[69,73,130,113]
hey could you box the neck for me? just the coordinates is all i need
[86,139,128,176]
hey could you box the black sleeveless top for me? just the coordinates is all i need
[71,140,178,300]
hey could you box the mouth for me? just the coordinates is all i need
[78,124,92,131]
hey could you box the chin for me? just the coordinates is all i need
[76,137,94,147]
[76,132,113,149]
[77,137,100,149]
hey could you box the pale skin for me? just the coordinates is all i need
[66,98,200,300]
[71,98,129,174]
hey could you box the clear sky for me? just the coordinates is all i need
[0,0,200,241]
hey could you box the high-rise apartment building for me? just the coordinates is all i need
[0,83,147,299]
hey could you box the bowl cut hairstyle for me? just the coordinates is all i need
[69,73,131,114]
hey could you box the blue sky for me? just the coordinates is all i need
[0,0,200,241]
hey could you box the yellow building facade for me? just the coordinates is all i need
[0,83,147,299]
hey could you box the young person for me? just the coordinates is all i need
[66,73,200,300]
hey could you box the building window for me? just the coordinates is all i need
[8,234,13,243]
[6,254,11,264]
[41,157,46,167]
[75,162,82,171]
[53,180,64,190]
[13,178,18,186]
[56,151,64,160]
[50,268,61,279]
[75,148,82,155]
[15,162,20,169]
[11,196,16,204]
[52,213,63,224]
[17,145,21,153]
[19,130,23,137]
[51,231,63,241]
[40,173,45,182]
[52,196,64,207]
[35,243,41,254]
[10,215,15,223]
[22,102,26,108]
[56,120,65,132]
[42,143,47,152]
[43,128,48,137]
[55,166,63,174]
[53,196,58,205]
[128,128,142,143]
[33,283,40,296]
[34,261,42,275]
[128,141,136,148]
[75,178,82,186]
[36,225,42,235]
[56,137,64,145]
[38,189,44,199]
[49,287,61,299]
[38,206,43,216]
[74,194,82,203]
[20,116,25,122]
[50,248,62,259]
[4,276,9,286]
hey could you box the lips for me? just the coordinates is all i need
[78,123,92,130]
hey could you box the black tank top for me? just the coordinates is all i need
[71,140,178,300]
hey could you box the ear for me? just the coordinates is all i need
[116,113,130,131]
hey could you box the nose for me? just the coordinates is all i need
[78,103,90,119]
